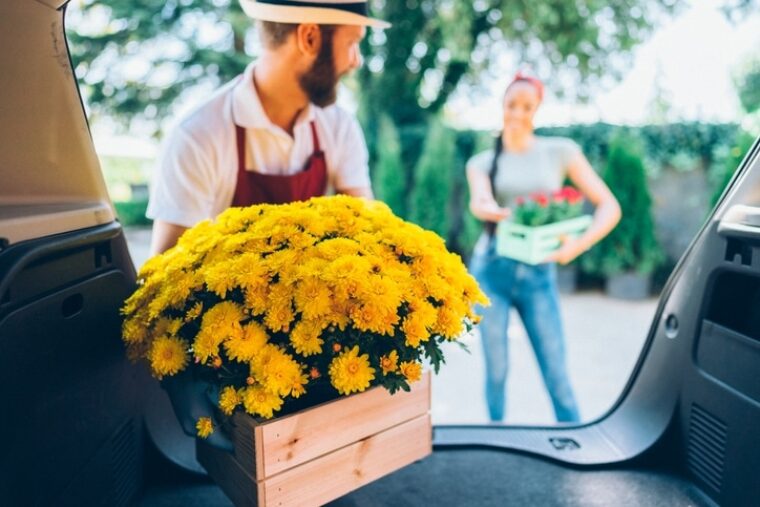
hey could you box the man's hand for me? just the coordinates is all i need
[161,369,234,452]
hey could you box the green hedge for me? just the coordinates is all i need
[114,199,152,227]
[368,120,744,262]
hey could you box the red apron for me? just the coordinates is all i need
[231,121,328,206]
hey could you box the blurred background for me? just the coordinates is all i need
[65,0,760,426]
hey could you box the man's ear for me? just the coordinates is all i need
[295,23,322,57]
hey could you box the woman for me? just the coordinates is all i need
[467,72,621,423]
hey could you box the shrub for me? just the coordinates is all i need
[114,199,152,227]
[409,121,455,239]
[581,136,664,276]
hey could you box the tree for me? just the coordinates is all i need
[372,116,407,217]
[409,121,456,238]
[581,135,664,276]
[69,0,686,137]
[67,0,251,135]
[734,56,760,115]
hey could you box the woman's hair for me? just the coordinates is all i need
[484,134,503,236]
[482,71,544,236]
[505,71,544,101]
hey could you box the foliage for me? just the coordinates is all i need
[114,199,152,227]
[372,116,407,218]
[67,0,251,134]
[581,136,664,276]
[710,131,757,207]
[536,122,739,176]
[512,187,585,227]
[358,0,682,207]
[736,59,760,114]
[409,121,456,238]
[121,196,487,434]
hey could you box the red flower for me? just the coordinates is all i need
[559,186,583,204]
[515,196,526,206]
[551,190,567,203]
[532,193,549,207]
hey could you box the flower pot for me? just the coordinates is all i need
[605,271,652,300]
[197,372,432,507]
[496,215,593,265]
[557,264,578,294]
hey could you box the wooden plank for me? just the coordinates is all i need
[196,440,264,507]
[235,371,431,479]
[262,414,432,507]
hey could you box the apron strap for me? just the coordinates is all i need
[236,124,246,174]
[310,121,321,153]
[236,121,321,172]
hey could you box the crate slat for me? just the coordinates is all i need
[496,215,592,264]
[199,413,432,507]
[197,440,263,507]
[234,371,431,479]
[263,414,431,507]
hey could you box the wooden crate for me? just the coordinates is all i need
[495,215,593,264]
[197,372,432,507]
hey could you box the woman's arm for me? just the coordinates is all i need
[545,152,622,264]
[466,164,511,223]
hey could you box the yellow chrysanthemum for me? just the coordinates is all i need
[241,384,284,419]
[433,306,465,339]
[196,417,214,438]
[185,302,203,322]
[289,320,326,357]
[122,318,148,345]
[121,195,490,405]
[329,346,376,395]
[194,301,244,363]
[224,322,269,363]
[244,285,269,316]
[259,349,307,397]
[148,336,189,379]
[380,350,399,375]
[153,317,183,338]
[203,261,239,299]
[218,386,241,416]
[399,361,423,383]
[294,277,332,319]
[402,314,431,348]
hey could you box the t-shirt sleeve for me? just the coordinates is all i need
[557,138,582,169]
[332,115,371,191]
[467,149,496,174]
[146,126,217,228]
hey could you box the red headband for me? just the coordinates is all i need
[507,72,544,101]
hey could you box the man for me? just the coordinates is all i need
[146,0,389,456]
[147,0,389,255]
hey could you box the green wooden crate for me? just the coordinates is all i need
[495,215,593,265]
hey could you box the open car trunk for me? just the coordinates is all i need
[2,1,758,506]
[0,1,147,505]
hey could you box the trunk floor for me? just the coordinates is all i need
[140,448,714,507]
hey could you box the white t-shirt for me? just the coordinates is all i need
[146,62,371,228]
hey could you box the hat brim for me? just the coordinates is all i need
[240,1,391,29]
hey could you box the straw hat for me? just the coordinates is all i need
[240,0,390,29]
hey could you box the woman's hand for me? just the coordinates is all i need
[544,236,588,265]
[470,198,511,223]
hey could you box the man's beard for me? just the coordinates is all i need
[298,30,340,107]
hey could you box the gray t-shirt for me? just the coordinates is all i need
[467,136,581,208]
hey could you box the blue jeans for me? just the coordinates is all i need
[469,236,580,423]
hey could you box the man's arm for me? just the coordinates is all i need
[337,186,374,199]
[150,220,189,255]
